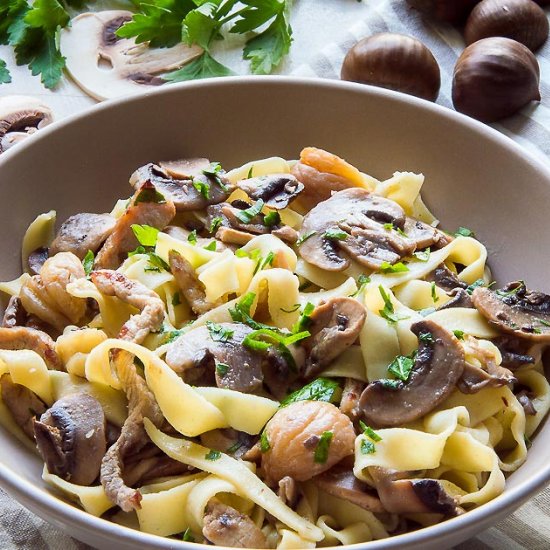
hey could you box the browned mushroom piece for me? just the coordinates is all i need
[339,377,366,420]
[298,189,445,272]
[313,463,385,513]
[236,174,304,209]
[200,428,256,460]
[0,374,47,439]
[369,467,459,516]
[168,250,222,316]
[458,336,516,394]
[261,401,356,484]
[129,159,231,212]
[0,326,64,371]
[202,498,269,548]
[278,476,301,508]
[472,281,550,341]
[27,247,50,276]
[165,323,264,392]
[358,319,465,428]
[304,297,366,377]
[437,288,474,311]
[33,393,107,485]
[2,296,27,329]
[50,213,116,260]
[516,389,537,416]
[425,264,468,293]
[492,335,535,370]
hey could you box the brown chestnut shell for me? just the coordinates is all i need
[452,37,541,122]
[406,0,481,24]
[465,0,549,52]
[341,33,441,102]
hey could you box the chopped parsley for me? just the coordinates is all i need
[171,292,181,307]
[296,231,316,246]
[182,528,195,542]
[254,251,275,274]
[280,378,340,407]
[235,199,264,224]
[496,284,524,298]
[359,421,382,442]
[82,250,94,276]
[145,252,170,272]
[247,166,254,179]
[226,441,242,454]
[387,353,416,381]
[419,332,434,344]
[454,226,475,238]
[187,230,197,245]
[292,302,315,333]
[431,281,439,303]
[383,223,393,231]
[313,431,333,464]
[466,279,486,295]
[203,240,217,251]
[235,248,261,260]
[134,185,166,204]
[350,274,371,297]
[361,439,376,454]
[260,431,271,453]
[192,179,210,199]
[205,449,221,461]
[264,211,281,227]
[379,261,409,274]
[206,321,234,343]
[413,247,431,262]
[453,330,465,340]
[216,362,230,377]
[131,224,160,247]
[537,318,550,327]
[324,228,348,241]
[202,162,228,191]
[378,378,401,390]
[209,216,223,234]
[378,285,409,325]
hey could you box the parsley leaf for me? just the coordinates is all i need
[361,439,376,454]
[209,216,223,234]
[378,378,401,390]
[350,274,370,297]
[0,59,11,83]
[296,231,316,245]
[187,229,197,245]
[235,199,264,224]
[453,329,465,340]
[134,184,166,204]
[359,421,382,442]
[205,449,221,461]
[324,228,348,241]
[292,302,315,334]
[379,261,409,274]
[206,321,234,343]
[264,210,281,227]
[216,362,229,377]
[466,278,486,295]
[413,247,430,262]
[378,285,408,325]
[131,224,160,247]
[454,226,475,238]
[82,250,94,276]
[243,10,292,75]
[203,240,217,251]
[260,431,270,453]
[387,353,415,381]
[192,179,210,199]
[313,431,333,464]
[164,51,235,82]
[280,378,340,407]
[431,281,439,303]
[182,528,195,542]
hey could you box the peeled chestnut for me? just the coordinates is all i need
[465,0,549,52]
[406,0,481,24]
[341,33,441,102]
[452,37,540,122]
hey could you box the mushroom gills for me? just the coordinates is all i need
[236,174,304,209]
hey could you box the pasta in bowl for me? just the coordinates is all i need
[0,145,548,548]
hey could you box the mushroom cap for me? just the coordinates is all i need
[0,96,53,154]
[33,393,107,485]
[472,282,550,342]
[297,188,415,272]
[236,174,304,210]
[60,11,203,101]
[358,319,465,428]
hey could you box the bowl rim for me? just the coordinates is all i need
[1,75,550,549]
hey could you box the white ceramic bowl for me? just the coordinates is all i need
[1,77,550,550]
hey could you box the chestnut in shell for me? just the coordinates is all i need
[452,37,540,122]
[341,33,441,102]
[465,0,549,52]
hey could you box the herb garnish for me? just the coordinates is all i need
[206,321,233,343]
[413,247,431,262]
[264,211,281,227]
[182,528,195,542]
[171,292,181,306]
[324,228,348,241]
[209,216,223,234]
[134,185,166,204]
[235,199,264,224]
[203,241,217,251]
[350,274,371,297]
[361,439,376,455]
[131,224,160,247]
[187,230,197,245]
[387,353,416,381]
[216,362,230,377]
[202,162,228,191]
[313,431,333,463]
[379,261,409,274]
[378,285,409,325]
[205,449,221,461]
[431,281,439,303]
[454,226,475,238]
[280,378,340,407]
[453,330,465,340]
[359,421,382,442]
[419,332,434,344]
[292,302,315,333]
[466,279,486,295]
[260,431,271,453]
[296,231,316,246]
[192,179,210,199]
[82,250,94,277]
[378,379,401,390]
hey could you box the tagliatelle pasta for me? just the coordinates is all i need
[0,147,548,548]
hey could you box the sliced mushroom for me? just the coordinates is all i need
[0,374,47,439]
[472,281,550,342]
[130,160,231,212]
[492,335,534,370]
[26,247,50,276]
[0,327,63,371]
[404,220,451,250]
[202,498,269,549]
[425,264,468,293]
[313,463,385,513]
[0,96,53,154]
[236,174,304,209]
[516,389,537,416]
[298,189,421,272]
[278,476,301,508]
[2,296,27,329]
[165,323,263,392]
[304,297,366,377]
[369,468,459,516]
[339,377,366,420]
[94,182,175,270]
[50,213,116,260]
[60,11,203,101]
[358,319,465,428]
[437,288,473,311]
[33,393,106,486]
[200,428,256,460]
